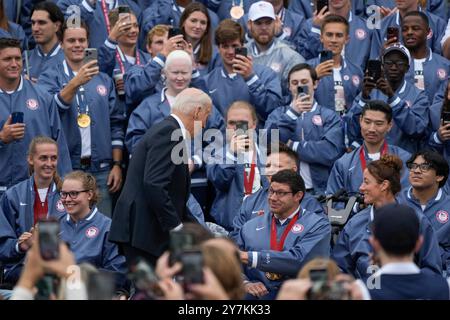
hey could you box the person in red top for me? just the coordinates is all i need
[0,136,65,285]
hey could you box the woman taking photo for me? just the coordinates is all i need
[332,155,442,280]
[179,2,220,75]
[0,136,65,285]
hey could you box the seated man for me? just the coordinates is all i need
[230,142,325,241]
[265,63,345,194]
[237,170,331,300]
[398,150,450,275]
[368,203,450,300]
[347,43,429,154]
[327,100,411,197]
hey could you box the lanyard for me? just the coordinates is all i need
[270,212,299,251]
[66,61,89,114]
[359,141,388,172]
[116,47,142,73]
[243,151,256,195]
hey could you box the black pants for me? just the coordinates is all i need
[121,244,158,268]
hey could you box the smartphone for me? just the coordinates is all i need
[38,220,60,261]
[442,111,450,125]
[118,5,131,22]
[387,26,399,41]
[235,120,248,136]
[234,47,248,58]
[87,271,115,300]
[180,250,204,290]
[168,27,182,39]
[83,48,98,66]
[316,0,328,13]
[169,230,195,265]
[11,111,24,124]
[309,268,328,282]
[297,85,309,97]
[367,59,382,82]
[320,50,333,63]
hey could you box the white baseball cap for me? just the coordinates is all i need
[382,43,411,64]
[248,1,276,22]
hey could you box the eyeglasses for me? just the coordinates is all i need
[268,188,293,197]
[383,60,407,68]
[59,190,90,199]
[406,162,432,172]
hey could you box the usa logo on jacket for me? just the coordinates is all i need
[26,99,39,110]
[86,226,99,238]
[291,223,304,234]
[96,85,107,96]
[436,210,449,224]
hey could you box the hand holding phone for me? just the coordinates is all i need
[442,111,450,125]
[297,85,309,97]
[11,112,24,124]
[118,5,131,23]
[366,60,382,82]
[387,26,399,41]
[169,230,194,266]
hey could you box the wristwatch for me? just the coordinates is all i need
[112,160,122,168]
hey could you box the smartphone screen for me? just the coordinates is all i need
[169,230,194,265]
[234,47,248,57]
[11,112,24,124]
[320,50,333,63]
[297,85,309,97]
[168,27,182,38]
[118,5,131,23]
[442,111,450,125]
[180,250,204,289]
[309,268,328,282]
[39,220,60,261]
[367,59,382,81]
[387,27,399,41]
[316,0,329,13]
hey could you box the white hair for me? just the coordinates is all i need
[171,88,212,115]
[164,50,193,71]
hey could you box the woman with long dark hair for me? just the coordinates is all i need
[179,2,220,75]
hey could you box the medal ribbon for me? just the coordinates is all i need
[270,212,300,251]
[359,141,388,172]
[243,151,256,195]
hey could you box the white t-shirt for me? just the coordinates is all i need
[414,58,426,90]
[333,67,345,113]
[37,188,48,203]
[367,152,381,161]
[74,71,92,158]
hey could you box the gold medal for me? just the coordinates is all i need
[230,5,244,19]
[265,272,282,281]
[77,113,91,128]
